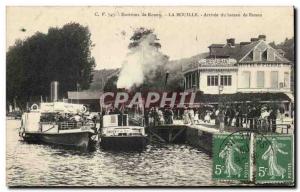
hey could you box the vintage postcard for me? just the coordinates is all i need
[6,6,295,187]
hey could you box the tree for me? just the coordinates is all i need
[103,75,118,92]
[6,23,95,108]
[128,27,161,49]
[269,37,294,92]
[117,27,172,91]
[269,37,294,62]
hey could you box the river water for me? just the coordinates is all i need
[7,119,218,187]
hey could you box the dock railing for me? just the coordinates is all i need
[225,117,293,134]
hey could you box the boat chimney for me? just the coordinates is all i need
[50,81,59,102]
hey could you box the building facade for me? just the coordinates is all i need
[183,35,292,95]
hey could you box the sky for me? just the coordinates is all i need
[6,6,294,70]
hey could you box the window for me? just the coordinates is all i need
[220,75,232,86]
[207,75,218,86]
[241,71,251,88]
[270,71,278,88]
[257,71,265,88]
[284,72,289,88]
[262,50,267,61]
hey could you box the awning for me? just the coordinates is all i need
[284,92,294,103]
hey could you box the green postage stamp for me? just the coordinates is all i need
[212,133,253,181]
[255,135,294,184]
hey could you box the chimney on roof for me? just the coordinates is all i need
[226,38,235,46]
[258,35,266,41]
[240,42,251,46]
[250,38,259,42]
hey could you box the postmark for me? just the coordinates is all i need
[255,134,294,184]
[212,132,253,181]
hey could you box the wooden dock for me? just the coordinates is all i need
[147,123,220,152]
[147,122,233,152]
[147,120,293,153]
[148,124,187,143]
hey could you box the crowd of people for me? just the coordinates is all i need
[39,102,292,133]
[145,107,174,126]
[143,103,292,133]
[40,111,101,130]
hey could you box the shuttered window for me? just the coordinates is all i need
[257,71,264,88]
[270,71,278,88]
[241,71,251,88]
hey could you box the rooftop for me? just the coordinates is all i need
[67,91,103,100]
[207,35,290,63]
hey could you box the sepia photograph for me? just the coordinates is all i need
[5,6,295,187]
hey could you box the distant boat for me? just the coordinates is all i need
[19,102,98,150]
[99,114,147,151]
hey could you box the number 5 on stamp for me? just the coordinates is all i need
[212,133,253,181]
[255,135,294,184]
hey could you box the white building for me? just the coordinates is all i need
[183,35,292,95]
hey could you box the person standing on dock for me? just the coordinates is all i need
[194,110,200,124]
[235,106,242,128]
[164,107,174,124]
[218,109,225,132]
[188,108,195,125]
[149,107,155,126]
[248,106,256,129]
[183,107,190,124]
[269,108,277,133]
[215,108,220,126]
[158,108,165,125]
[224,106,230,126]
[204,110,211,123]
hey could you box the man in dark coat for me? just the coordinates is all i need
[269,109,277,132]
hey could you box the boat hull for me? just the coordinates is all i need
[100,136,147,151]
[22,132,95,150]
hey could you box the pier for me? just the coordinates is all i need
[147,122,226,152]
[147,120,294,153]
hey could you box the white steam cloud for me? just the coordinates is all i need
[117,31,167,89]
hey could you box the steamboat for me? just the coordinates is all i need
[19,102,98,150]
[99,108,148,151]
[19,81,98,150]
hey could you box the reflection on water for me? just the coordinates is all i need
[7,119,215,186]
